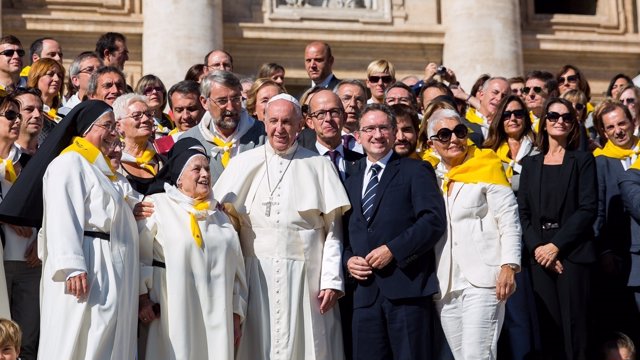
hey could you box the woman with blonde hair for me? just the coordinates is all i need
[27,58,65,122]
[245,78,284,122]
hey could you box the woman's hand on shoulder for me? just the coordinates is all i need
[133,201,154,220]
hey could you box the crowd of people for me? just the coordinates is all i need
[0,30,635,360]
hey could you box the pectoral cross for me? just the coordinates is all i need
[262,196,279,217]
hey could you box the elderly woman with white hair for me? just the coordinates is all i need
[427,108,522,359]
[137,137,247,360]
[113,93,164,194]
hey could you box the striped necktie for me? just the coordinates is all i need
[362,164,381,222]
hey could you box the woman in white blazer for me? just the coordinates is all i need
[428,108,522,360]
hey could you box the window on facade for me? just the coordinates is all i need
[534,0,597,15]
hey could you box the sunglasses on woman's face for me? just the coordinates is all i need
[0,110,20,121]
[546,111,575,123]
[502,109,526,121]
[559,75,579,84]
[430,124,468,143]
[574,103,585,111]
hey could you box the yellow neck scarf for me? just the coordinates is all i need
[443,145,510,192]
[168,127,180,136]
[465,107,485,126]
[531,111,540,134]
[212,136,235,168]
[0,158,16,183]
[629,157,640,170]
[593,137,640,160]
[61,136,117,181]
[189,201,210,248]
[131,147,158,175]
[495,141,516,179]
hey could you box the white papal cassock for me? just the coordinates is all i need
[38,152,139,360]
[138,184,247,360]
[214,141,351,360]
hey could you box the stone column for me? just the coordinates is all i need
[142,0,222,88]
[442,0,523,89]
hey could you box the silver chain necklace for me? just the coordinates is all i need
[261,143,298,216]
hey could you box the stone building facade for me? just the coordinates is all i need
[1,0,639,100]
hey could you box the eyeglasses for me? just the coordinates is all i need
[368,75,393,84]
[546,111,574,123]
[0,49,25,58]
[359,125,393,134]
[126,111,154,121]
[621,98,636,105]
[523,86,544,95]
[209,96,242,108]
[429,124,468,142]
[0,110,20,121]
[574,103,585,111]
[511,87,525,95]
[78,66,97,75]
[309,108,342,121]
[94,121,117,133]
[559,75,578,84]
[502,109,526,121]
[143,86,164,95]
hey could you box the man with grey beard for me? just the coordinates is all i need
[183,70,265,184]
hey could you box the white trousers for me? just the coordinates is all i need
[435,287,505,360]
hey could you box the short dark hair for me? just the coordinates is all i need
[168,80,201,109]
[358,103,397,131]
[29,37,56,64]
[0,35,21,47]
[526,70,558,97]
[11,87,43,108]
[389,103,418,133]
[385,82,418,110]
[95,32,126,60]
[593,98,634,142]
[87,66,126,97]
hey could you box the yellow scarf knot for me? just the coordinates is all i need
[495,141,516,180]
[189,201,210,248]
[212,136,236,168]
[135,148,158,175]
[0,159,16,183]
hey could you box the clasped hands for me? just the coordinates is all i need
[346,245,394,281]
[534,243,564,274]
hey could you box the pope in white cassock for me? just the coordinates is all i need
[214,93,351,360]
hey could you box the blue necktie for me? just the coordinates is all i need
[362,164,381,222]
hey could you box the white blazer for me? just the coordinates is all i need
[435,181,522,297]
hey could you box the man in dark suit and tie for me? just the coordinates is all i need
[304,41,340,90]
[592,100,640,340]
[343,103,446,359]
[303,88,364,181]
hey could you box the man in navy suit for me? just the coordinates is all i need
[593,100,640,341]
[303,89,364,181]
[343,103,445,359]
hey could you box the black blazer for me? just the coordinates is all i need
[343,153,446,308]
[594,156,630,256]
[301,138,364,180]
[517,150,598,264]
